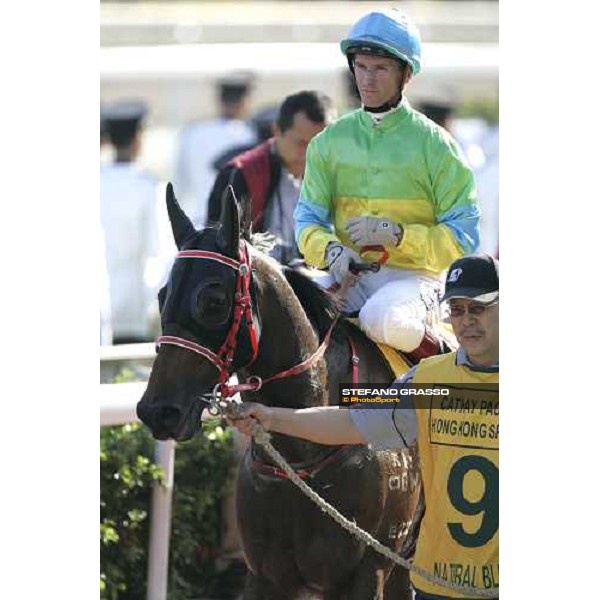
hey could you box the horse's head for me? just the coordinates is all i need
[137,183,261,441]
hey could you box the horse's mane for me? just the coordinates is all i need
[250,231,278,254]
[282,266,340,340]
[204,219,278,255]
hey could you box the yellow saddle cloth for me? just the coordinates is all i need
[375,342,413,379]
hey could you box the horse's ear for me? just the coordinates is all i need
[239,193,253,241]
[216,185,241,255]
[166,182,195,249]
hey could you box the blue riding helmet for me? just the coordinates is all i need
[340,9,422,75]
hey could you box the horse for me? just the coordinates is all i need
[137,184,421,600]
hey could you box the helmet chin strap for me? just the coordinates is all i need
[363,94,403,114]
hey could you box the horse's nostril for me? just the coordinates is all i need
[159,406,182,429]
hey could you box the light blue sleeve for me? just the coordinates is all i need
[293,135,335,244]
[293,197,334,243]
[430,132,481,254]
[438,202,481,254]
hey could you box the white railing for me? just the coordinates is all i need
[100,354,174,600]
[100,342,156,363]
[99,381,146,425]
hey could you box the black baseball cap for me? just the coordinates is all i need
[441,253,499,304]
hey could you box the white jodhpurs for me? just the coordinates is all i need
[314,267,443,353]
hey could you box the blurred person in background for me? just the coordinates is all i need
[172,73,257,227]
[211,104,279,171]
[100,105,112,165]
[344,70,362,111]
[418,99,454,132]
[476,125,499,257]
[100,100,160,345]
[294,8,480,362]
[99,225,112,346]
[207,90,336,265]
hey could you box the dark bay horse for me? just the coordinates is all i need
[137,184,421,599]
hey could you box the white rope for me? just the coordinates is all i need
[243,417,499,598]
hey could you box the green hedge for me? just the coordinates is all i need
[100,418,235,600]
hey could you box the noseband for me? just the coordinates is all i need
[156,241,338,406]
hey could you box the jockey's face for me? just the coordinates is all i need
[274,111,328,179]
[449,299,499,366]
[353,53,409,108]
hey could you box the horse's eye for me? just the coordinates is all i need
[195,282,231,326]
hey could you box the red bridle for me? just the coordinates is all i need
[156,241,340,398]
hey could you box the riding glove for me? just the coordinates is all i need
[345,216,403,247]
[325,242,362,284]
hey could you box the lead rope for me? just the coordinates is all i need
[225,403,498,598]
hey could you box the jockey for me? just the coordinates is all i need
[294,8,480,360]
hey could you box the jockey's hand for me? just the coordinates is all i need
[325,242,362,285]
[345,216,403,247]
[226,402,272,437]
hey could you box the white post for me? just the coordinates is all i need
[146,440,176,600]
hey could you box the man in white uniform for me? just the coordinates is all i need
[172,74,257,226]
[100,100,160,344]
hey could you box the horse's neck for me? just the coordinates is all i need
[247,321,326,410]
[245,257,327,410]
